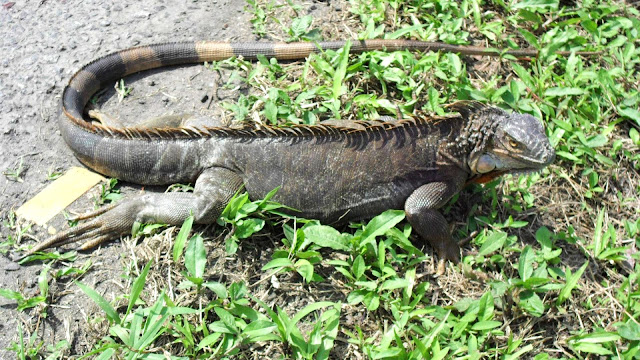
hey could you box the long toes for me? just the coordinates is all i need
[22,220,103,257]
[79,234,118,251]
[50,220,102,243]
[48,223,111,247]
[71,203,118,221]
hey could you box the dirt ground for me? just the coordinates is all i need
[0,0,351,357]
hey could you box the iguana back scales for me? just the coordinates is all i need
[26,40,556,262]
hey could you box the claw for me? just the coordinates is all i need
[19,201,132,261]
[79,234,117,251]
[88,109,125,128]
[20,219,102,260]
[70,202,118,221]
[18,189,210,262]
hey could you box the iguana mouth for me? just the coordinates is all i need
[515,154,555,167]
[469,170,508,184]
[509,168,546,178]
[468,167,545,184]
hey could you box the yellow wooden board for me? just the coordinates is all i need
[16,167,105,226]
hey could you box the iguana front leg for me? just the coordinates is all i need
[404,177,466,263]
[23,167,243,257]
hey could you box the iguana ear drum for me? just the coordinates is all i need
[475,154,497,173]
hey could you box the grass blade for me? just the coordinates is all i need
[173,215,194,262]
[332,40,351,100]
[125,261,152,318]
[76,281,120,325]
[557,261,589,305]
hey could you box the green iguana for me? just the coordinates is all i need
[23,40,556,262]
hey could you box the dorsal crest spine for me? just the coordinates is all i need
[72,115,458,141]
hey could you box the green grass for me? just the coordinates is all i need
[4,0,640,358]
[3,157,25,183]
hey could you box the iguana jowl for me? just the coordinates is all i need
[26,40,556,262]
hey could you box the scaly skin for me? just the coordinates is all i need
[22,40,556,262]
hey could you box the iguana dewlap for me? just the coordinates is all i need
[25,40,555,262]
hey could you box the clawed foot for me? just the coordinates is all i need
[434,242,461,276]
[19,201,134,261]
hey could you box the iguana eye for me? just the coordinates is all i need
[509,139,519,149]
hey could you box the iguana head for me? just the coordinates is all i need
[466,110,555,178]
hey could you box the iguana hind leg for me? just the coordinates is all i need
[404,177,465,263]
[88,110,229,129]
[89,109,192,128]
[22,167,243,258]
[88,109,125,128]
